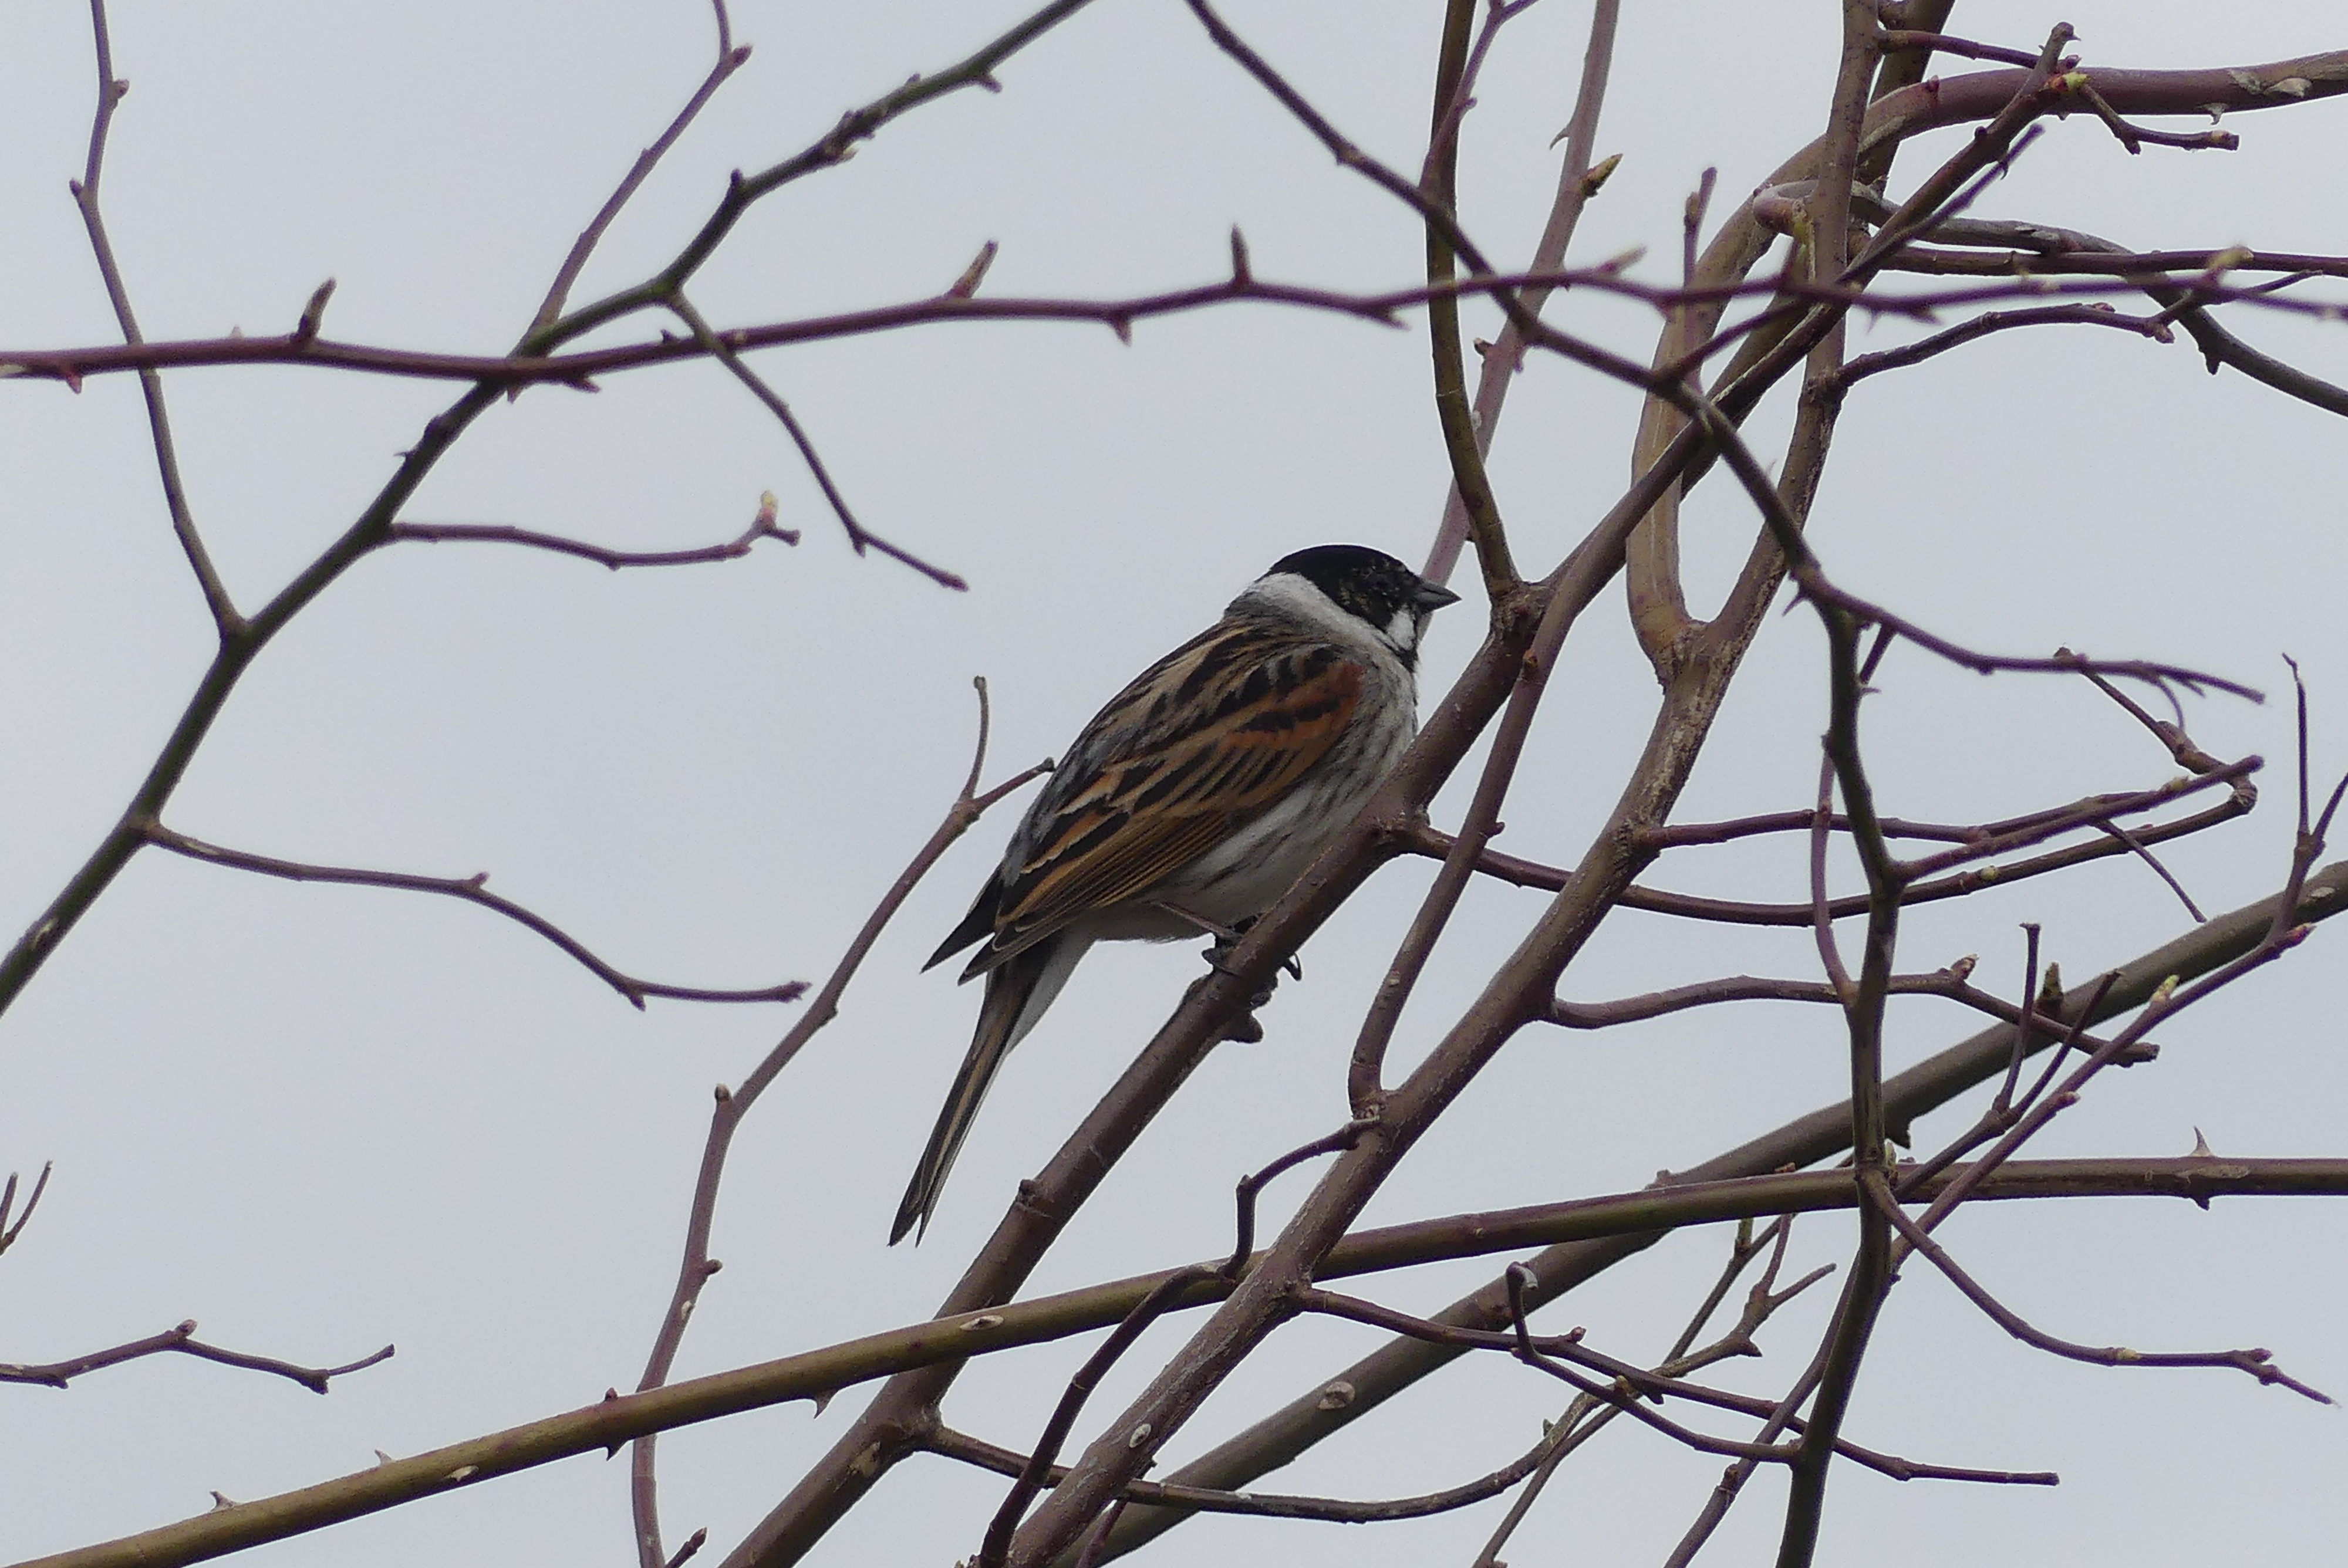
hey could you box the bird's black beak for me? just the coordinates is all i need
[1413,580,1463,611]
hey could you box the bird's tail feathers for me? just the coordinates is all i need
[890,934,1085,1245]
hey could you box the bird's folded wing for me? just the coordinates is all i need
[975,627,1364,966]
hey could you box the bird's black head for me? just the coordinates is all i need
[1261,545,1461,667]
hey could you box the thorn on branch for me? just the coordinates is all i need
[292,278,336,347]
[1228,225,1252,286]
[1683,167,1717,286]
[943,240,999,300]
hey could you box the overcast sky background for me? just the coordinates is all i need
[3,3,2344,1564]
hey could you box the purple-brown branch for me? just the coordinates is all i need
[1,1162,55,1255]
[1868,1186,2329,1400]
[0,0,1106,1033]
[528,0,750,333]
[22,1155,2348,1568]
[139,822,805,1009]
[10,262,2344,394]
[628,679,1050,1568]
[392,493,798,571]
[68,0,242,638]
[1,1320,392,1394]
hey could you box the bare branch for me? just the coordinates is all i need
[1867,1184,2329,1401]
[394,494,798,571]
[2074,78,2239,154]
[1,1163,56,1255]
[1116,864,2348,1550]
[69,0,242,636]
[666,293,966,590]
[0,1320,392,1394]
[529,0,752,333]
[629,682,1048,1566]
[139,821,806,1009]
[1422,0,1619,587]
[1831,302,2175,387]
[23,1155,2348,1568]
[0,0,1099,1022]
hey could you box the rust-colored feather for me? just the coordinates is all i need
[967,623,1365,969]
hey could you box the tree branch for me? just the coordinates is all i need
[629,680,1048,1568]
[392,493,798,572]
[1,1320,391,1394]
[68,0,242,637]
[139,821,805,1009]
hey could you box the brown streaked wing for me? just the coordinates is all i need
[987,630,1365,954]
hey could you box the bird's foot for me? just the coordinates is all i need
[1202,915,1303,982]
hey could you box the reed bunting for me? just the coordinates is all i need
[891,545,1460,1243]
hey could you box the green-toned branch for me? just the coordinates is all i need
[21,1157,2348,1568]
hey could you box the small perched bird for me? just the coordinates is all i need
[892,545,1460,1244]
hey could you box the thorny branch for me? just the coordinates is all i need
[1,1320,392,1394]
[15,8,2348,1568]
[0,0,1098,1028]
[29,1157,2348,1568]
[6,263,2345,396]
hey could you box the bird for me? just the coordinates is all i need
[890,544,1460,1244]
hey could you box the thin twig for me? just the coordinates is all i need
[1421,0,1620,589]
[11,263,2344,393]
[1473,1219,1794,1567]
[1224,1121,1374,1276]
[1868,1184,2328,1400]
[667,292,966,590]
[393,494,798,571]
[529,0,751,333]
[1,1163,56,1254]
[626,681,1048,1567]
[1414,761,2256,924]
[977,1268,1219,1567]
[1418,0,1522,599]
[1831,302,2175,386]
[139,821,805,1010]
[2074,79,2239,154]
[929,1418,1584,1523]
[1,1320,392,1393]
[69,0,242,636]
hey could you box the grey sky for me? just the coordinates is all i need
[3,3,2344,1564]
